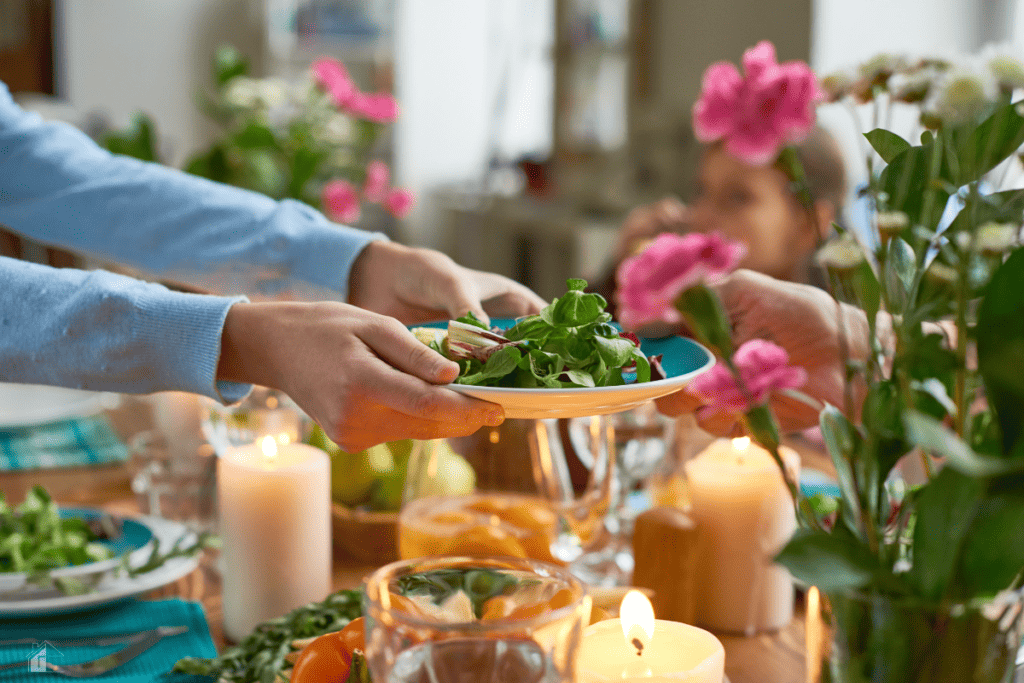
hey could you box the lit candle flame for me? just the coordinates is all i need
[731,436,751,451]
[260,436,278,461]
[620,590,655,656]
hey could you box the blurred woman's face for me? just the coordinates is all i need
[688,146,819,281]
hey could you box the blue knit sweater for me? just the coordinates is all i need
[0,82,385,402]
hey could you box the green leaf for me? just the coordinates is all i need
[865,129,911,163]
[774,528,876,592]
[550,287,605,327]
[101,112,159,162]
[977,245,1024,453]
[592,335,635,369]
[903,410,1024,477]
[458,346,522,385]
[908,467,984,600]
[744,403,782,452]
[878,140,950,229]
[949,100,1024,186]
[674,284,733,357]
[956,494,1024,595]
[213,44,248,86]
[564,369,596,387]
[455,311,488,330]
[851,261,881,330]
[883,238,916,314]
[184,145,231,183]
[233,121,278,149]
[819,405,862,517]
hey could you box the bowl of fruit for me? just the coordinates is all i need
[306,426,476,563]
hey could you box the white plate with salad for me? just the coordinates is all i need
[0,489,201,615]
[412,280,715,419]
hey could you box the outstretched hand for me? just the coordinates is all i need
[347,241,546,325]
[217,301,506,452]
[655,269,872,434]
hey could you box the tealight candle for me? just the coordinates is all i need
[684,436,800,634]
[578,590,724,682]
[219,435,331,642]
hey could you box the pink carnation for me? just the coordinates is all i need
[348,92,399,123]
[363,160,390,202]
[322,179,361,224]
[384,188,415,218]
[614,232,746,330]
[692,41,824,166]
[312,57,356,109]
[688,339,808,416]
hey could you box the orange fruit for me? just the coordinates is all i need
[290,632,352,683]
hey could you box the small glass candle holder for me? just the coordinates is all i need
[364,556,592,683]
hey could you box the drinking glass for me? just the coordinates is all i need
[398,417,614,568]
[128,430,217,532]
[201,386,305,456]
[364,556,592,683]
[566,403,673,585]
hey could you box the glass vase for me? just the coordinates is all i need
[364,556,592,683]
[806,587,1024,683]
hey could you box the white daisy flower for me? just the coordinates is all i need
[816,235,865,271]
[924,64,999,125]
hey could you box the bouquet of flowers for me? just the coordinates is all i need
[185,45,413,224]
[617,41,1024,683]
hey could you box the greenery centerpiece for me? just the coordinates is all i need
[617,42,1024,682]
[103,45,413,225]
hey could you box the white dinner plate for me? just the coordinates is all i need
[0,515,200,616]
[0,383,119,428]
[418,320,715,419]
[0,508,154,595]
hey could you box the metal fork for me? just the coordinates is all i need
[0,626,187,677]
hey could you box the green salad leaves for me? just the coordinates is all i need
[438,279,652,388]
[0,486,113,575]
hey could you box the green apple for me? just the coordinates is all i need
[329,447,380,506]
[306,423,337,452]
[412,441,476,498]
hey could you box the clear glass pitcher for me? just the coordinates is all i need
[397,417,615,569]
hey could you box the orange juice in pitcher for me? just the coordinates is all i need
[398,420,613,565]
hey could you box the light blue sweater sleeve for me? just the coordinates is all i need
[0,82,387,401]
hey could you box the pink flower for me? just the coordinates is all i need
[384,188,415,218]
[312,57,356,108]
[692,41,823,166]
[614,232,746,330]
[347,92,399,123]
[688,339,807,416]
[322,179,361,223]
[363,160,390,202]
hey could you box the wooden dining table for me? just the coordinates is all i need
[0,399,811,683]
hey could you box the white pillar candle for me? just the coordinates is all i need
[578,591,724,682]
[219,436,331,642]
[684,437,799,634]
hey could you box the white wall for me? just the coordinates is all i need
[61,0,265,166]
[393,0,554,249]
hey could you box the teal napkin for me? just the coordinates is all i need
[0,415,128,471]
[0,599,217,682]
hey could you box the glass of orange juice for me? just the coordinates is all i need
[397,418,615,568]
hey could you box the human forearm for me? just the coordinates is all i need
[0,83,386,297]
[0,256,248,401]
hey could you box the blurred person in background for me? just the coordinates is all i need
[0,81,546,452]
[590,125,848,318]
